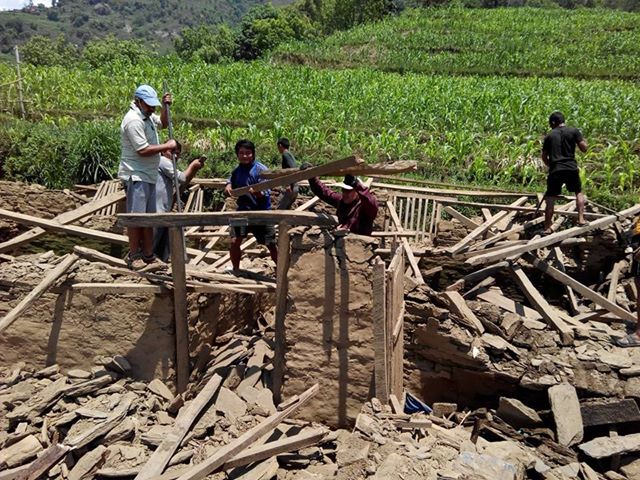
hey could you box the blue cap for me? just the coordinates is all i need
[134,84,161,107]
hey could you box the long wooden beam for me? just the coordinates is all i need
[467,204,640,266]
[448,197,528,254]
[524,254,635,323]
[135,375,223,479]
[442,206,482,231]
[0,191,125,253]
[510,265,574,345]
[231,156,363,197]
[118,211,338,229]
[261,161,417,179]
[371,181,535,198]
[0,254,78,334]
[175,384,319,480]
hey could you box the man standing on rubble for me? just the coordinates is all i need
[542,111,588,234]
[306,171,379,235]
[119,84,177,270]
[153,142,206,262]
[225,139,278,271]
[276,137,298,210]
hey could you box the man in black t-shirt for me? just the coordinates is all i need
[276,137,298,209]
[542,111,588,233]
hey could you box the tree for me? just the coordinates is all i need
[82,35,149,67]
[174,24,237,63]
[21,35,78,66]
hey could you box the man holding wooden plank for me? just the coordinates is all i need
[224,139,278,271]
[307,170,379,235]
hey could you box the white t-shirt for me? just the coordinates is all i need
[118,102,162,184]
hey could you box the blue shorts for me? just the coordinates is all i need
[123,179,156,214]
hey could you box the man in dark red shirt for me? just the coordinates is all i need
[308,174,379,235]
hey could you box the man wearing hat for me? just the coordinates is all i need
[307,173,379,235]
[119,84,178,270]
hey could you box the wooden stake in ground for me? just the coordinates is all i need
[230,156,363,197]
[273,222,291,405]
[176,384,320,480]
[0,254,78,334]
[135,375,223,480]
[170,227,190,394]
[373,257,389,405]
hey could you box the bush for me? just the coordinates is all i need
[2,120,119,188]
[175,25,237,63]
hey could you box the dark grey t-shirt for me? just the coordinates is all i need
[543,126,584,173]
[282,151,297,169]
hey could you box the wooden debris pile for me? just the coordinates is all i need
[0,328,335,480]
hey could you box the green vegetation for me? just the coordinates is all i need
[0,6,638,209]
[0,0,295,59]
[274,7,640,79]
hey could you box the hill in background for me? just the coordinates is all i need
[0,0,294,57]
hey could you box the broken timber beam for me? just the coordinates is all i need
[373,257,389,405]
[273,222,291,405]
[175,384,320,480]
[0,253,78,334]
[442,206,482,231]
[0,191,125,253]
[371,181,536,198]
[231,156,363,197]
[118,211,338,229]
[510,265,574,345]
[523,253,636,323]
[135,375,223,480]
[467,204,640,266]
[448,197,528,254]
[261,160,416,179]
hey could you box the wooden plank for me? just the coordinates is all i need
[15,443,70,480]
[373,257,389,405]
[231,156,363,196]
[261,160,416,179]
[386,201,423,284]
[446,261,510,291]
[389,394,403,415]
[135,375,223,480]
[175,384,319,480]
[170,228,190,394]
[443,291,485,334]
[607,260,625,304]
[420,198,429,241]
[73,246,127,268]
[72,283,167,294]
[370,181,535,198]
[449,197,528,254]
[510,266,574,345]
[118,211,337,229]
[0,191,125,253]
[0,254,78,334]
[471,201,576,251]
[524,254,636,323]
[273,222,290,405]
[415,197,424,241]
[387,246,405,399]
[467,204,640,266]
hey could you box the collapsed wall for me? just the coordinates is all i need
[0,252,274,388]
[281,228,379,427]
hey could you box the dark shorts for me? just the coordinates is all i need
[546,170,582,197]
[230,224,276,246]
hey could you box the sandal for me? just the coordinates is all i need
[615,333,640,348]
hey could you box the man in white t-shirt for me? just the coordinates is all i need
[118,84,177,270]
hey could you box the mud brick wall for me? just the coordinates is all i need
[281,228,379,427]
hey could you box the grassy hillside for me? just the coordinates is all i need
[273,7,640,79]
[0,0,294,57]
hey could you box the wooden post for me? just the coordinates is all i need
[373,257,389,404]
[14,45,26,119]
[170,227,189,394]
[273,221,291,405]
